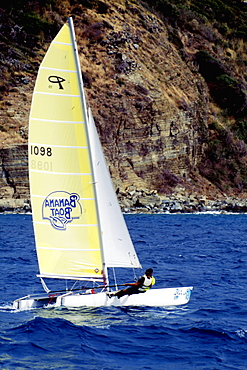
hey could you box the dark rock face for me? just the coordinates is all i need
[0,144,29,200]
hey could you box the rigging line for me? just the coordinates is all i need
[133,267,138,281]
[112,267,118,291]
[70,280,80,291]
[40,277,50,293]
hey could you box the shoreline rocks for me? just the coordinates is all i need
[1,187,247,214]
[0,199,31,213]
[118,187,247,214]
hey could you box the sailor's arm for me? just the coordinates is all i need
[124,276,144,287]
[124,281,140,287]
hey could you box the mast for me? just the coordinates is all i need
[68,17,109,286]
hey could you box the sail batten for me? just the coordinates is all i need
[30,170,92,175]
[38,249,100,251]
[53,41,72,46]
[30,144,88,149]
[34,223,97,227]
[34,92,80,97]
[32,196,94,201]
[40,67,77,73]
[31,118,84,123]
[37,274,104,281]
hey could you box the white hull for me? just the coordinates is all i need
[13,287,193,310]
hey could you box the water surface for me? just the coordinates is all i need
[0,213,246,369]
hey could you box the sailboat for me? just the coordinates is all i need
[13,18,193,310]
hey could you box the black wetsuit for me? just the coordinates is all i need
[115,275,148,298]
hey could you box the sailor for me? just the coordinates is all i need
[108,268,155,299]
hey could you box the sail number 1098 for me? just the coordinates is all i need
[30,145,52,157]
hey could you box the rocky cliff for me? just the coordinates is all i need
[0,144,30,211]
[1,0,247,212]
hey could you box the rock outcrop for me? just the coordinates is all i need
[0,144,29,198]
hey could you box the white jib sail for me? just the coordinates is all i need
[88,108,142,269]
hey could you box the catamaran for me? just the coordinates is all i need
[13,17,193,310]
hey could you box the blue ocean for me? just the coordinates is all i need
[0,213,246,369]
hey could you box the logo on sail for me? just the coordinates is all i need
[48,75,66,89]
[42,191,82,230]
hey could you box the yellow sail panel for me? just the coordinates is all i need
[31,93,82,122]
[29,23,103,280]
[30,147,91,174]
[35,223,102,279]
[30,175,95,203]
[37,248,102,279]
[29,120,88,148]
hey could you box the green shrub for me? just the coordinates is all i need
[143,0,247,40]
[196,51,247,116]
[199,122,247,191]
[233,118,247,142]
[196,50,226,81]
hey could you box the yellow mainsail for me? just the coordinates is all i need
[29,22,103,281]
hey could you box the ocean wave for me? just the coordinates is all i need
[181,326,232,340]
[235,329,247,339]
